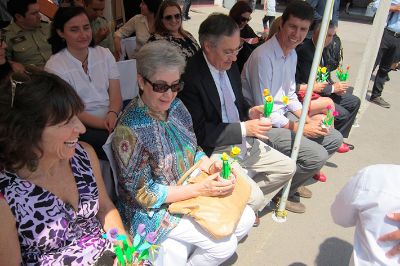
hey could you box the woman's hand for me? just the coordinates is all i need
[196,172,236,197]
[208,160,222,175]
[105,111,118,133]
[114,37,122,61]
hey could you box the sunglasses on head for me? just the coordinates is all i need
[240,16,252,22]
[163,13,181,21]
[143,76,184,93]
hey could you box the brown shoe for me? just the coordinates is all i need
[253,211,260,227]
[370,96,391,108]
[285,198,306,213]
[295,186,312,198]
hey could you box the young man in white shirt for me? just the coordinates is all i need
[242,0,342,204]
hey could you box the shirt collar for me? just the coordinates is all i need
[202,51,224,76]
[9,21,43,33]
[271,34,295,60]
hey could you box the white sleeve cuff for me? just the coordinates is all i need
[331,85,335,94]
[240,122,247,138]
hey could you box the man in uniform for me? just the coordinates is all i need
[5,0,52,72]
[84,0,115,53]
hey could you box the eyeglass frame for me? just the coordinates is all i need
[163,13,182,22]
[222,43,243,57]
[240,16,252,23]
[142,76,184,93]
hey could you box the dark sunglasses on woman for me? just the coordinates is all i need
[241,16,252,22]
[163,13,182,21]
[143,77,184,93]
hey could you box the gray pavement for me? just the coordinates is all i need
[183,5,400,266]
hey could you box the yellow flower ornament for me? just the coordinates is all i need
[230,146,241,158]
[282,96,289,105]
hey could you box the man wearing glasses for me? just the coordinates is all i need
[4,0,51,72]
[179,13,299,221]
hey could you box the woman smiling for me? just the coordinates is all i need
[0,71,127,265]
[147,0,199,61]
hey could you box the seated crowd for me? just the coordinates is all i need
[0,0,397,265]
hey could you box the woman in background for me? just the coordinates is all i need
[113,0,162,59]
[46,6,122,161]
[148,0,199,61]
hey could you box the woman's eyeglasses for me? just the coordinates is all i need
[240,16,252,23]
[143,77,184,93]
[163,13,181,21]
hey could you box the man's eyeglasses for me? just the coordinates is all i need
[240,16,252,23]
[163,13,181,21]
[223,44,243,57]
[143,76,184,93]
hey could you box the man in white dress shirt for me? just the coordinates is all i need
[242,0,342,209]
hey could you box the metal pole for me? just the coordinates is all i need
[272,0,335,223]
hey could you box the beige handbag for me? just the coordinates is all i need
[169,161,251,240]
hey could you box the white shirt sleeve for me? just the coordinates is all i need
[330,170,364,227]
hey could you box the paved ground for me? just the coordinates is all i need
[182,4,400,266]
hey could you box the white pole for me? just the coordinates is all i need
[272,0,335,223]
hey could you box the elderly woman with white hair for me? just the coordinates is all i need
[112,41,254,266]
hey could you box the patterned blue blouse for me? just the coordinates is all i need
[112,97,205,243]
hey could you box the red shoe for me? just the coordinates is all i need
[313,172,327,182]
[337,143,350,153]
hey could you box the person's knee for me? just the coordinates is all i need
[327,129,343,153]
[206,237,238,262]
[299,144,329,171]
[286,158,297,179]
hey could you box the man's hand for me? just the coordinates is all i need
[95,27,110,44]
[313,82,328,93]
[303,120,328,138]
[379,213,400,257]
[248,105,264,120]
[244,118,271,140]
[333,82,349,95]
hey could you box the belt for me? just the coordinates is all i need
[386,28,400,38]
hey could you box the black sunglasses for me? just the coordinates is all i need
[240,16,252,22]
[143,76,184,93]
[163,13,181,21]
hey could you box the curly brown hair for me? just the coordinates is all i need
[0,71,84,172]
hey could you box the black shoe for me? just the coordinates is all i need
[370,96,391,108]
[344,142,355,150]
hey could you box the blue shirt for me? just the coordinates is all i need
[373,0,400,33]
